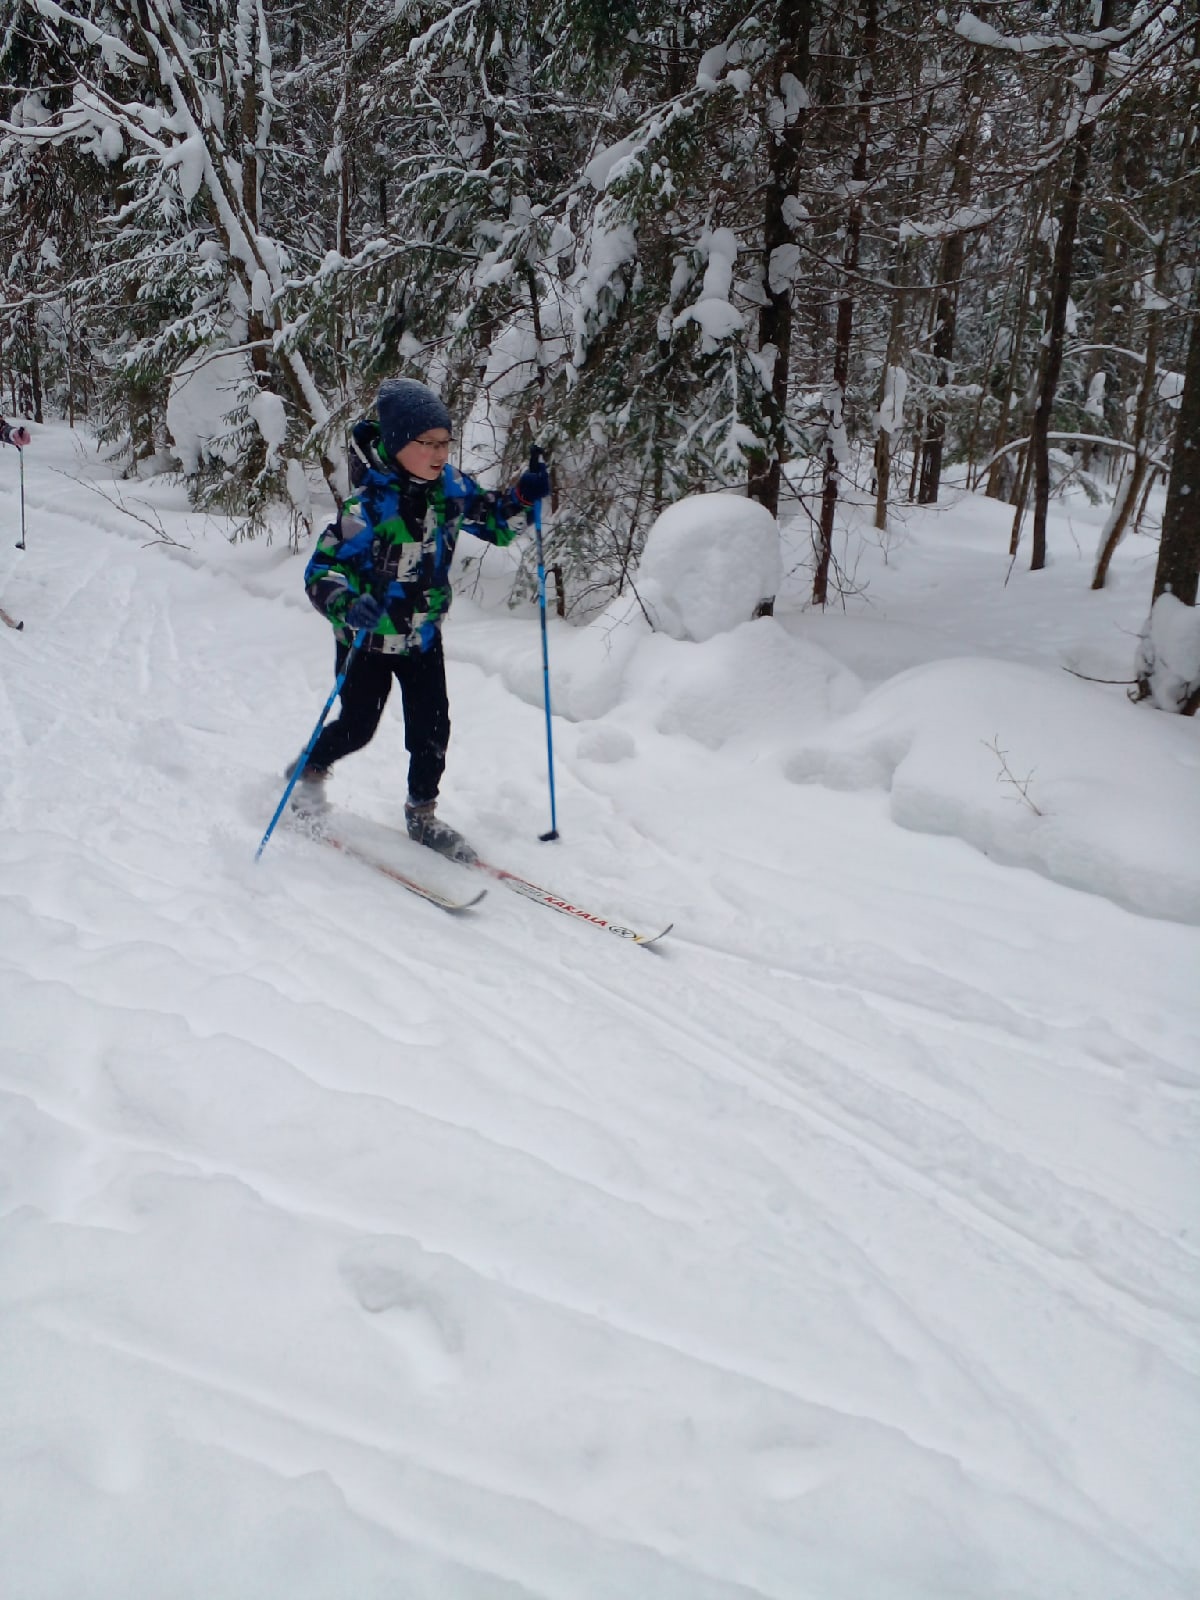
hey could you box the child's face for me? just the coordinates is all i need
[396,430,451,480]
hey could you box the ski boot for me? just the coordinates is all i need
[286,756,331,819]
[404,799,478,865]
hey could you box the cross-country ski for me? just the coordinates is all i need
[288,810,667,942]
[471,857,672,946]
[312,827,487,912]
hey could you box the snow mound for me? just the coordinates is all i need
[455,593,648,723]
[633,618,861,750]
[456,603,858,749]
[637,493,782,642]
[787,658,1200,923]
[576,725,636,764]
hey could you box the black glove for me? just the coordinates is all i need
[516,446,550,506]
[345,593,384,629]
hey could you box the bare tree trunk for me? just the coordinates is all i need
[1079,140,1127,473]
[66,293,76,428]
[983,95,1060,505]
[1135,280,1200,709]
[1148,282,1200,610]
[1029,3,1115,569]
[1092,131,1187,588]
[27,308,43,424]
[908,414,924,501]
[1008,443,1033,559]
[873,109,929,531]
[872,330,903,531]
[815,0,877,606]
[917,62,983,505]
[1090,313,1159,589]
[915,228,964,505]
[1133,464,1163,537]
[749,0,814,517]
[984,219,1042,500]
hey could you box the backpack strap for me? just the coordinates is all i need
[348,417,386,487]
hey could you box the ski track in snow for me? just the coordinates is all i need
[1,432,1198,1599]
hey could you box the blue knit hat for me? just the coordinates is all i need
[376,378,452,459]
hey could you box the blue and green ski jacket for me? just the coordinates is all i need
[305,435,524,656]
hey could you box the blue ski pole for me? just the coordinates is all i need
[255,628,366,861]
[530,452,558,841]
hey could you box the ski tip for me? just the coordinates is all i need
[637,923,673,948]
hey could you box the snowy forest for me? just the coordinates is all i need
[4,7,1200,1597]
[1,0,1198,705]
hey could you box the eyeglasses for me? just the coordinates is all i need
[411,435,451,451]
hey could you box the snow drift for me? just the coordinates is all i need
[786,657,1200,923]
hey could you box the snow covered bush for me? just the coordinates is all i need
[1135,595,1200,716]
[635,494,782,643]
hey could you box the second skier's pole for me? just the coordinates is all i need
[531,458,559,842]
[255,628,366,861]
[16,446,25,551]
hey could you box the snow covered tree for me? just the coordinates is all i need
[517,5,783,610]
[1,0,1196,617]
[1134,275,1200,714]
[0,0,340,512]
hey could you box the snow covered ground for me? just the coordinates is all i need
[1,425,1197,1600]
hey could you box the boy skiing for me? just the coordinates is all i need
[294,378,549,863]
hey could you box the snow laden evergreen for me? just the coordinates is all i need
[0,0,1197,700]
[0,0,337,517]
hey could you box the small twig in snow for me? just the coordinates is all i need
[1061,665,1137,685]
[983,736,1044,816]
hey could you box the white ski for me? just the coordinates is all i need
[472,859,672,947]
[310,825,486,912]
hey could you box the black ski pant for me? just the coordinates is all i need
[309,635,450,805]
